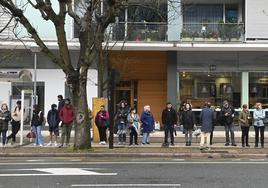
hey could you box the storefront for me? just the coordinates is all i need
[176,51,268,110]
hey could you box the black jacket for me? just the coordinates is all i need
[180,110,195,130]
[31,110,44,127]
[115,107,129,124]
[161,108,177,125]
[47,109,60,127]
[220,106,235,125]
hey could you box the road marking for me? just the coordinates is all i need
[70,184,181,187]
[0,168,117,177]
[0,161,268,165]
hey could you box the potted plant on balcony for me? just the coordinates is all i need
[180,29,192,42]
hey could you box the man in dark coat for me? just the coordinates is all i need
[162,102,178,146]
[200,102,214,150]
[220,100,237,146]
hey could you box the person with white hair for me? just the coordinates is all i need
[140,105,155,145]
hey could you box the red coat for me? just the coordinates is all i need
[59,105,74,124]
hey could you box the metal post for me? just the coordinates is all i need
[33,52,37,105]
[20,90,25,146]
[109,70,115,149]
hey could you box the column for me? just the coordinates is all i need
[167,51,178,109]
[167,0,182,41]
[241,72,249,106]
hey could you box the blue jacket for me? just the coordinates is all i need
[141,111,154,133]
[200,107,214,132]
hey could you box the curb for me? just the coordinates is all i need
[0,152,267,159]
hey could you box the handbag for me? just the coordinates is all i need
[26,131,36,138]
[103,120,110,127]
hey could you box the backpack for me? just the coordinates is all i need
[38,111,46,126]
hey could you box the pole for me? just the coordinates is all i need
[33,52,37,105]
[109,70,115,149]
[20,90,25,146]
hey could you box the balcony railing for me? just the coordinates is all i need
[110,22,167,42]
[181,23,245,42]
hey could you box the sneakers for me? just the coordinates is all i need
[39,144,43,147]
[99,141,106,145]
[47,141,52,146]
[54,142,58,147]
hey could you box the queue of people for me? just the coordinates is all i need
[0,96,268,148]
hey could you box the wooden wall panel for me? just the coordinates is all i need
[138,80,167,123]
[110,51,167,80]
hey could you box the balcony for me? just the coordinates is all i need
[181,23,245,42]
[111,22,167,42]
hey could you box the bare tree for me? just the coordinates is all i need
[0,0,178,149]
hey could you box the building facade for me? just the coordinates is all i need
[1,0,268,124]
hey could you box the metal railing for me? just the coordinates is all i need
[111,22,167,42]
[181,23,245,42]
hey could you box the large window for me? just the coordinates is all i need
[249,72,268,109]
[179,72,241,108]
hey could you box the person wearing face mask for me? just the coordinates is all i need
[253,103,265,148]
[162,102,177,146]
[59,98,74,148]
[180,103,195,146]
[47,104,60,146]
[239,104,251,147]
[0,103,11,147]
[220,100,236,146]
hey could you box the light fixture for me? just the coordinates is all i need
[201,85,208,93]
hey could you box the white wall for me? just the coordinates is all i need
[0,81,11,106]
[0,69,98,116]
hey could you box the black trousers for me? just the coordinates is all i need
[254,126,265,147]
[7,120,20,142]
[129,126,138,145]
[210,125,215,145]
[241,126,249,146]
[98,126,107,142]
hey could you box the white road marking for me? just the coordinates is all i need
[0,168,117,177]
[70,184,181,187]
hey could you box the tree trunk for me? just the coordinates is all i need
[70,67,91,149]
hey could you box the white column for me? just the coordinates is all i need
[168,0,182,41]
[241,72,249,106]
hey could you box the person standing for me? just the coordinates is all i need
[200,102,214,150]
[162,102,177,146]
[115,102,129,145]
[57,95,65,114]
[140,105,154,145]
[95,105,109,145]
[0,103,11,147]
[59,99,74,148]
[221,100,237,146]
[180,103,195,146]
[47,104,60,146]
[253,103,265,148]
[239,104,251,147]
[31,104,44,147]
[210,106,218,145]
[127,108,140,146]
[6,100,22,144]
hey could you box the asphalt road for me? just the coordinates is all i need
[0,157,268,188]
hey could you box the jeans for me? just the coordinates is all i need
[142,132,150,144]
[61,124,72,146]
[98,126,107,142]
[164,124,174,144]
[0,130,7,145]
[224,123,235,144]
[117,123,127,143]
[32,125,43,145]
[241,126,250,146]
[200,132,211,148]
[185,129,193,143]
[254,126,265,147]
[7,120,20,142]
[129,126,138,145]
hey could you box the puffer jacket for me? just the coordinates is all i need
[0,110,11,131]
[60,105,74,125]
[140,111,154,133]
